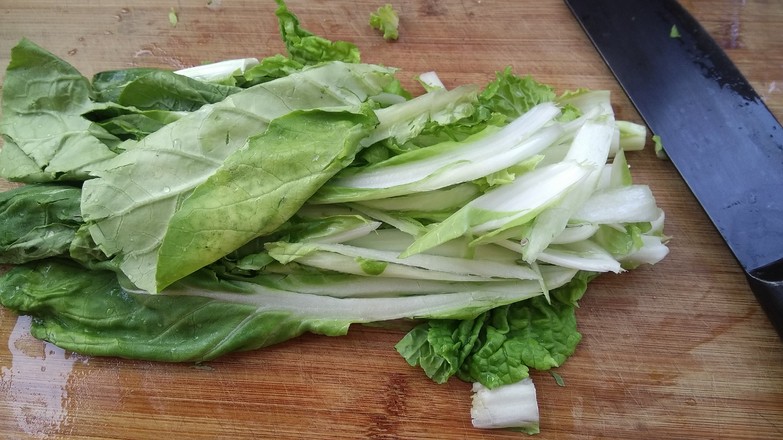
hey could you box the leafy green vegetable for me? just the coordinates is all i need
[0,184,82,263]
[401,160,591,257]
[92,68,162,102]
[0,39,119,182]
[550,371,565,387]
[397,315,487,384]
[0,1,671,432]
[359,85,479,148]
[458,294,581,387]
[264,237,556,283]
[616,121,647,151]
[275,0,360,64]
[175,58,260,85]
[478,67,557,121]
[81,62,396,293]
[396,271,595,388]
[154,108,377,290]
[316,102,562,203]
[370,4,400,41]
[240,54,304,87]
[0,260,567,361]
[0,260,352,362]
[110,70,241,111]
[84,105,184,141]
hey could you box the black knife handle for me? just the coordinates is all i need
[747,262,783,339]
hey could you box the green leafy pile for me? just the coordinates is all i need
[0,0,669,432]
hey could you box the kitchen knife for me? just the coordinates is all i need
[564,0,783,338]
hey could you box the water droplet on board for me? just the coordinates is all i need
[5,316,88,438]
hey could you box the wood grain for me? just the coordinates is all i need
[1,1,781,438]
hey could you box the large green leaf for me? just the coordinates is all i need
[0,39,119,182]
[0,261,352,362]
[81,62,396,293]
[0,260,567,362]
[395,271,595,388]
[0,184,82,263]
[154,108,378,290]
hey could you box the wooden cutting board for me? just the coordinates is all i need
[1,1,781,438]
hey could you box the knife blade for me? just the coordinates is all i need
[564,0,783,338]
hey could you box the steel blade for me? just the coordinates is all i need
[565,0,783,335]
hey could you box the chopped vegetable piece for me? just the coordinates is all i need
[370,4,400,40]
[471,379,540,433]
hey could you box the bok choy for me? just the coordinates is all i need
[0,0,669,434]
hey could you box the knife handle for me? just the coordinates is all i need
[747,263,783,340]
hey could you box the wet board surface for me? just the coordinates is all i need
[0,1,782,438]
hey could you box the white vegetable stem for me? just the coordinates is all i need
[362,85,478,147]
[267,241,542,282]
[175,58,259,82]
[163,266,577,322]
[471,379,540,433]
[572,185,660,224]
[418,71,446,90]
[518,117,615,262]
[340,101,562,191]
[470,161,589,233]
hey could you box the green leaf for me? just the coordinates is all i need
[315,101,558,204]
[550,371,565,387]
[81,62,396,293]
[395,314,487,383]
[396,271,593,388]
[458,277,587,388]
[402,161,590,257]
[92,68,161,102]
[478,67,557,120]
[275,0,360,64]
[0,39,119,182]
[84,104,184,141]
[0,261,352,362]
[549,270,596,306]
[114,70,241,111]
[369,4,400,41]
[240,54,304,87]
[154,108,378,290]
[592,224,647,257]
[0,260,561,362]
[0,184,82,263]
